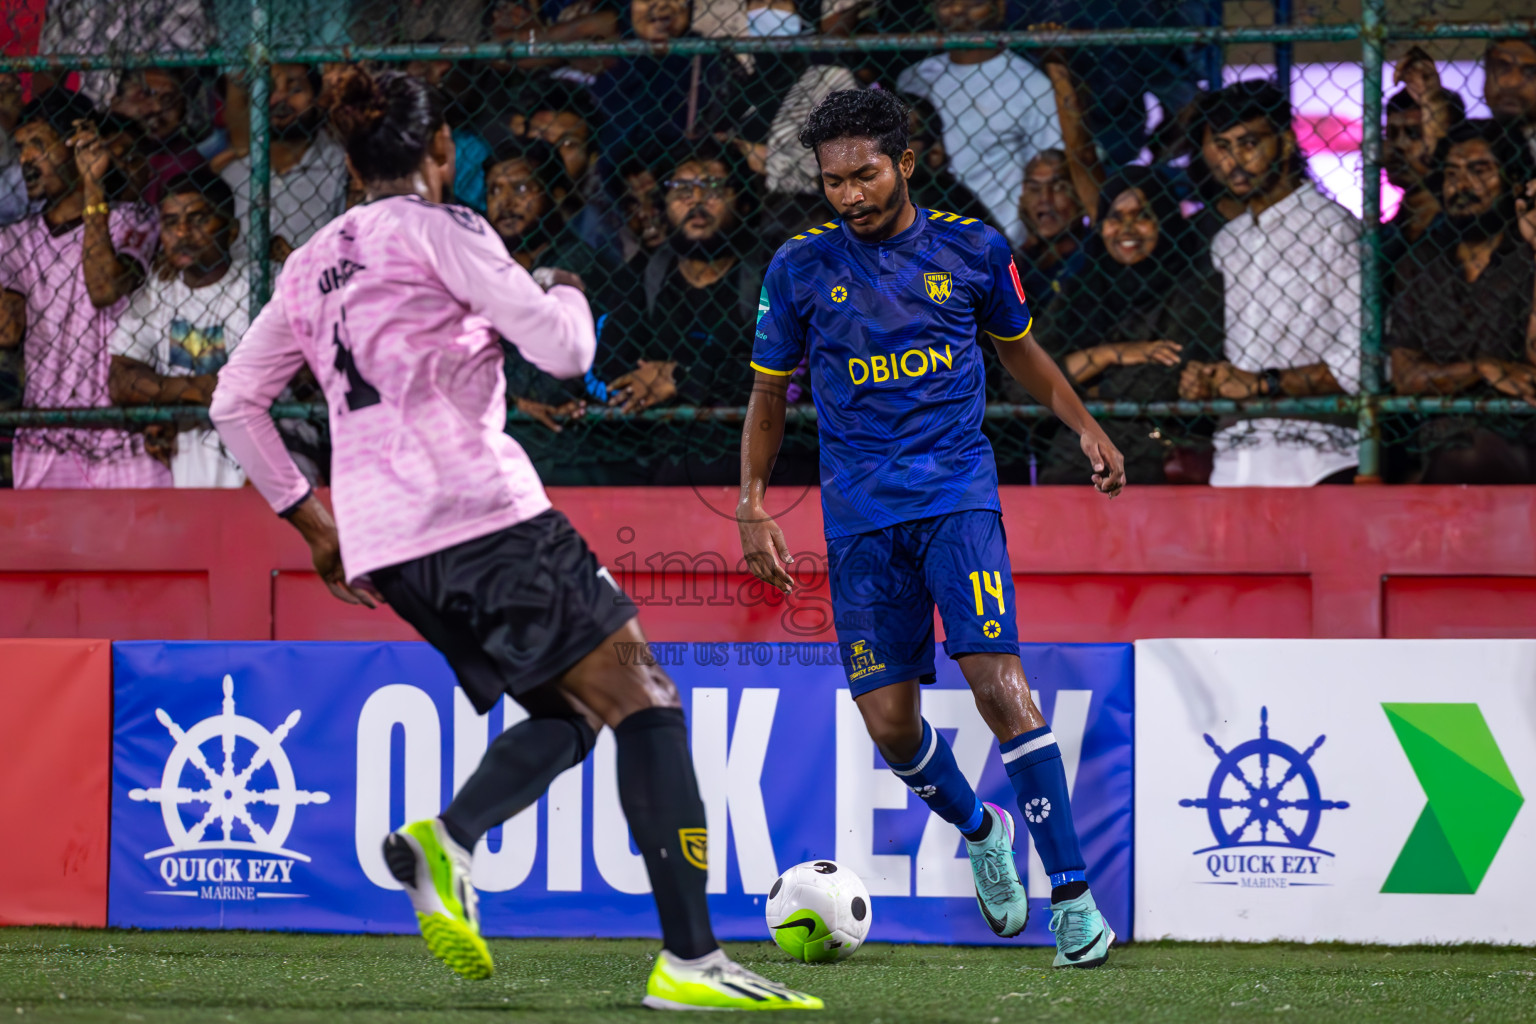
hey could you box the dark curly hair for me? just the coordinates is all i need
[324,66,446,184]
[798,89,910,165]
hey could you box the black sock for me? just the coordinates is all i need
[1052,881,1090,903]
[614,706,718,960]
[440,715,596,850]
[962,810,994,843]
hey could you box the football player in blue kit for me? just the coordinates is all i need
[737,89,1126,968]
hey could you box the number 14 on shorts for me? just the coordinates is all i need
[969,570,1005,616]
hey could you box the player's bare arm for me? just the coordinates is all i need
[994,330,1126,495]
[738,369,795,595]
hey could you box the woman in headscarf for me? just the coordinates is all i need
[1030,165,1225,484]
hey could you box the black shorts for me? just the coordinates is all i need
[371,509,638,715]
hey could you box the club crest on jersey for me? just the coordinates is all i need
[923,271,953,304]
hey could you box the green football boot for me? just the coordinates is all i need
[643,949,824,1011]
[966,802,1030,938]
[1049,890,1114,969]
[383,818,494,980]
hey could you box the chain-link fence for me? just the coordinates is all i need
[0,1,1534,488]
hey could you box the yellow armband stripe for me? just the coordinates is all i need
[985,318,1033,342]
[750,361,796,376]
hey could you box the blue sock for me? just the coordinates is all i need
[887,719,985,834]
[1001,727,1087,892]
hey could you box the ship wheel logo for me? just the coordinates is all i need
[129,675,330,862]
[1179,706,1349,855]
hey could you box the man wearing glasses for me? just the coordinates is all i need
[604,140,763,422]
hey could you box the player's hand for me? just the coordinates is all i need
[1080,427,1125,497]
[738,502,795,595]
[288,494,377,609]
[609,360,678,413]
[515,395,586,432]
[533,267,586,293]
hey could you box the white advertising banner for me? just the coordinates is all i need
[1135,639,1536,943]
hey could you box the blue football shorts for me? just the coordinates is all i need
[825,508,1019,697]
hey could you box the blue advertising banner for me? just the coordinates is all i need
[110,641,1132,944]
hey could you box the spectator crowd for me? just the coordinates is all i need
[0,0,1534,488]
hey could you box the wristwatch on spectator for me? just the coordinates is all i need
[1258,367,1284,397]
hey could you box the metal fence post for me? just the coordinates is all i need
[1274,0,1293,98]
[1356,0,1386,481]
[246,0,272,317]
[1204,0,1227,88]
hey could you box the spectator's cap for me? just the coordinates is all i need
[162,167,238,227]
[484,136,577,201]
[1386,86,1467,125]
[799,88,910,164]
[18,87,100,141]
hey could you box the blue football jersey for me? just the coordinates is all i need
[752,208,1033,539]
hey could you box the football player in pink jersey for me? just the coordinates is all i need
[210,67,821,1012]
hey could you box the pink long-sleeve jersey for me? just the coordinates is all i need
[210,194,596,580]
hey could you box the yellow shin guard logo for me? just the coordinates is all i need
[679,829,709,870]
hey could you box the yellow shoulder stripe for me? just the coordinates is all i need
[750,362,796,376]
[985,318,1033,342]
[926,209,976,225]
[788,222,839,243]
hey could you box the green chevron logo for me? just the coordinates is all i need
[1381,704,1523,894]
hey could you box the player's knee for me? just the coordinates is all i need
[969,672,1041,735]
[862,712,924,763]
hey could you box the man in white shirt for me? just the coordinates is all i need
[1180,81,1361,486]
[896,0,1062,247]
[110,168,249,487]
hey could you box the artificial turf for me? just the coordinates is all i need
[2,928,1534,1023]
